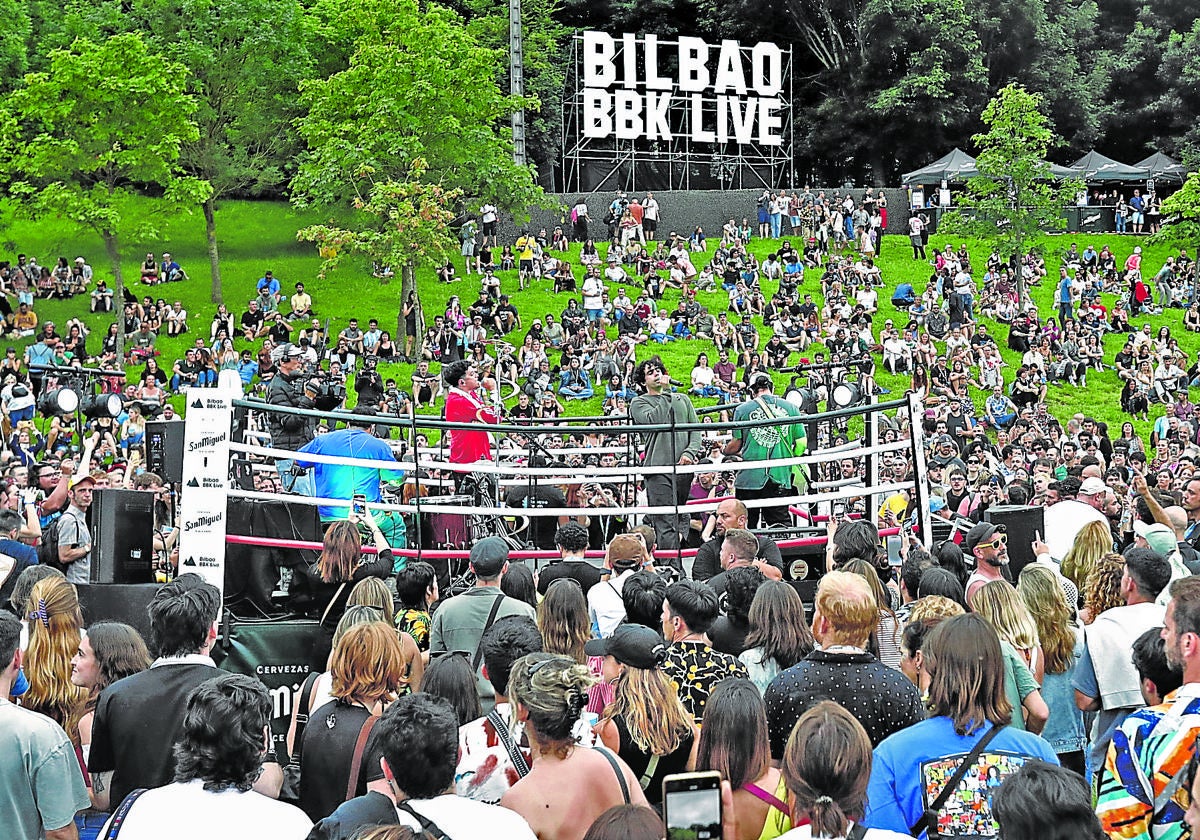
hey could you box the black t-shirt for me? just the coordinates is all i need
[537,559,605,596]
[505,485,567,549]
[241,310,264,330]
[300,700,386,823]
[89,662,225,807]
[692,534,782,582]
[709,614,750,657]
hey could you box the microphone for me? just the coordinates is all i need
[669,378,687,388]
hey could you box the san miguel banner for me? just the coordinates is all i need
[579,31,786,146]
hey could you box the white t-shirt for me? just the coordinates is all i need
[103,779,313,840]
[398,793,536,839]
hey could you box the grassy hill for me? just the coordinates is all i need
[9,198,1193,442]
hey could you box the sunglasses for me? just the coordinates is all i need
[979,534,1008,548]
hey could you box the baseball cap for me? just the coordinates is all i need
[937,434,956,447]
[70,473,97,490]
[963,521,1006,553]
[1078,477,1107,496]
[1133,521,1177,556]
[469,536,509,577]
[606,534,646,569]
[584,624,668,669]
[281,343,304,359]
[929,497,947,513]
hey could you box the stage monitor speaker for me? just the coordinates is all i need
[90,489,156,584]
[146,420,185,484]
[768,528,826,606]
[78,583,161,649]
[985,505,1045,581]
[225,497,321,615]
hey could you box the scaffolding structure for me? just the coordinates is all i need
[560,33,795,194]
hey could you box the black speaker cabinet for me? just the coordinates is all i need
[145,420,185,485]
[90,489,156,584]
[984,505,1045,581]
[78,583,161,649]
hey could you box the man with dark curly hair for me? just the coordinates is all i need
[98,673,311,836]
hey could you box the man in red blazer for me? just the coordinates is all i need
[442,359,500,469]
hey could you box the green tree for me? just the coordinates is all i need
[0,33,211,360]
[292,0,543,351]
[1151,171,1200,256]
[132,0,315,303]
[940,84,1081,306]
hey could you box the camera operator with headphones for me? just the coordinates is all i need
[266,342,316,494]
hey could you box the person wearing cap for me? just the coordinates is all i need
[159,252,186,283]
[56,473,95,585]
[429,536,535,711]
[723,374,804,529]
[587,534,649,638]
[589,623,696,806]
[1072,547,1170,777]
[1077,475,1109,515]
[929,434,966,474]
[963,521,1009,602]
[265,342,316,494]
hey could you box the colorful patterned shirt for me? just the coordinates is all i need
[397,608,431,650]
[662,640,748,724]
[1098,686,1200,840]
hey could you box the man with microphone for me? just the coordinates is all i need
[442,360,501,486]
[629,355,702,560]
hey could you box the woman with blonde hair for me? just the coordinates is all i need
[502,654,648,840]
[590,624,697,807]
[23,576,86,741]
[1018,564,1086,774]
[297,621,409,822]
[539,578,591,664]
[1082,553,1127,623]
[346,577,424,691]
[1060,519,1112,595]
[696,677,792,840]
[969,579,1044,683]
[777,701,909,839]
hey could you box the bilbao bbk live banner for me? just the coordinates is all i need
[216,618,322,760]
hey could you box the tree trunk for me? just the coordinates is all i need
[398,262,424,360]
[203,197,223,305]
[103,230,125,365]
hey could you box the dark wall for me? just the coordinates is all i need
[496,188,915,246]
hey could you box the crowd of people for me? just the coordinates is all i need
[6,184,1200,839]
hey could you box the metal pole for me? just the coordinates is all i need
[509,0,526,166]
[409,409,423,561]
[906,391,933,548]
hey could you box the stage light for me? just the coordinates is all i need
[785,387,820,415]
[82,393,123,419]
[37,387,79,417]
[830,382,863,409]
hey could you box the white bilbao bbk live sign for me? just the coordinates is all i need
[176,388,234,592]
[581,31,785,145]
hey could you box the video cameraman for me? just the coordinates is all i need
[266,342,316,494]
[354,355,385,408]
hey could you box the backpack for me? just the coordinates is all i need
[37,512,66,572]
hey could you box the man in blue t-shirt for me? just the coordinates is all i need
[295,407,406,556]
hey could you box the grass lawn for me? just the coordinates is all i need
[7,197,1195,444]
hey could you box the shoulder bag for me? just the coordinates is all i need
[908,723,1006,839]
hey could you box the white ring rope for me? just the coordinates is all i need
[229,480,917,519]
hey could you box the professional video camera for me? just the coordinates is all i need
[305,371,346,412]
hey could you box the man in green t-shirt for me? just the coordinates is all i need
[724,373,805,528]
